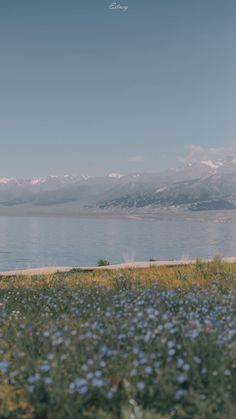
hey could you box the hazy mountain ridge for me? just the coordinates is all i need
[2,158,236,212]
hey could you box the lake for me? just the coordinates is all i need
[0,215,235,271]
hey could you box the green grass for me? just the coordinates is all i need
[1,261,236,418]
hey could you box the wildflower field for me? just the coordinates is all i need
[2,258,236,418]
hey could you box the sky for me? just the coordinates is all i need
[0,0,236,177]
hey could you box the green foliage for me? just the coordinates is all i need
[211,255,226,276]
[97,258,110,266]
[195,258,208,279]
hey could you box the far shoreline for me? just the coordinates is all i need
[1,207,236,222]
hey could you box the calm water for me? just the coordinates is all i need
[0,216,235,271]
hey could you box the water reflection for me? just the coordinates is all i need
[0,216,235,270]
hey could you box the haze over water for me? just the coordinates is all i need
[0,216,235,271]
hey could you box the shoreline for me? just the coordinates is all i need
[1,256,236,276]
[2,208,236,223]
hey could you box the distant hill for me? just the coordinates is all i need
[2,157,236,213]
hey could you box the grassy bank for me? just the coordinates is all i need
[1,258,236,418]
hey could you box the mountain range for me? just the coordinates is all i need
[2,156,236,214]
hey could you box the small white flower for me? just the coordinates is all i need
[176,374,187,384]
[28,374,40,384]
[137,382,145,390]
[106,391,113,399]
[145,366,152,374]
[69,378,88,394]
[44,377,52,385]
[175,389,186,399]
[0,360,9,373]
[39,363,50,373]
[130,368,137,377]
[91,378,105,388]
[224,369,231,376]
[176,358,184,368]
[154,361,161,368]
[183,363,190,372]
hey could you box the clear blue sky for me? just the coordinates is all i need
[1,0,236,177]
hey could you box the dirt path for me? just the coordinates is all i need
[1,256,236,276]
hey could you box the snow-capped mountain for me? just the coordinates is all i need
[200,160,223,170]
[0,177,18,185]
[2,156,236,212]
[108,172,124,179]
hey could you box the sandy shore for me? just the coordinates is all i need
[1,256,236,276]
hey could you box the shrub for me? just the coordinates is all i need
[211,255,225,275]
[195,258,208,278]
[111,275,132,290]
[97,258,110,266]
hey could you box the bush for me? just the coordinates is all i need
[195,258,208,278]
[211,255,225,275]
[111,275,132,290]
[97,258,110,266]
